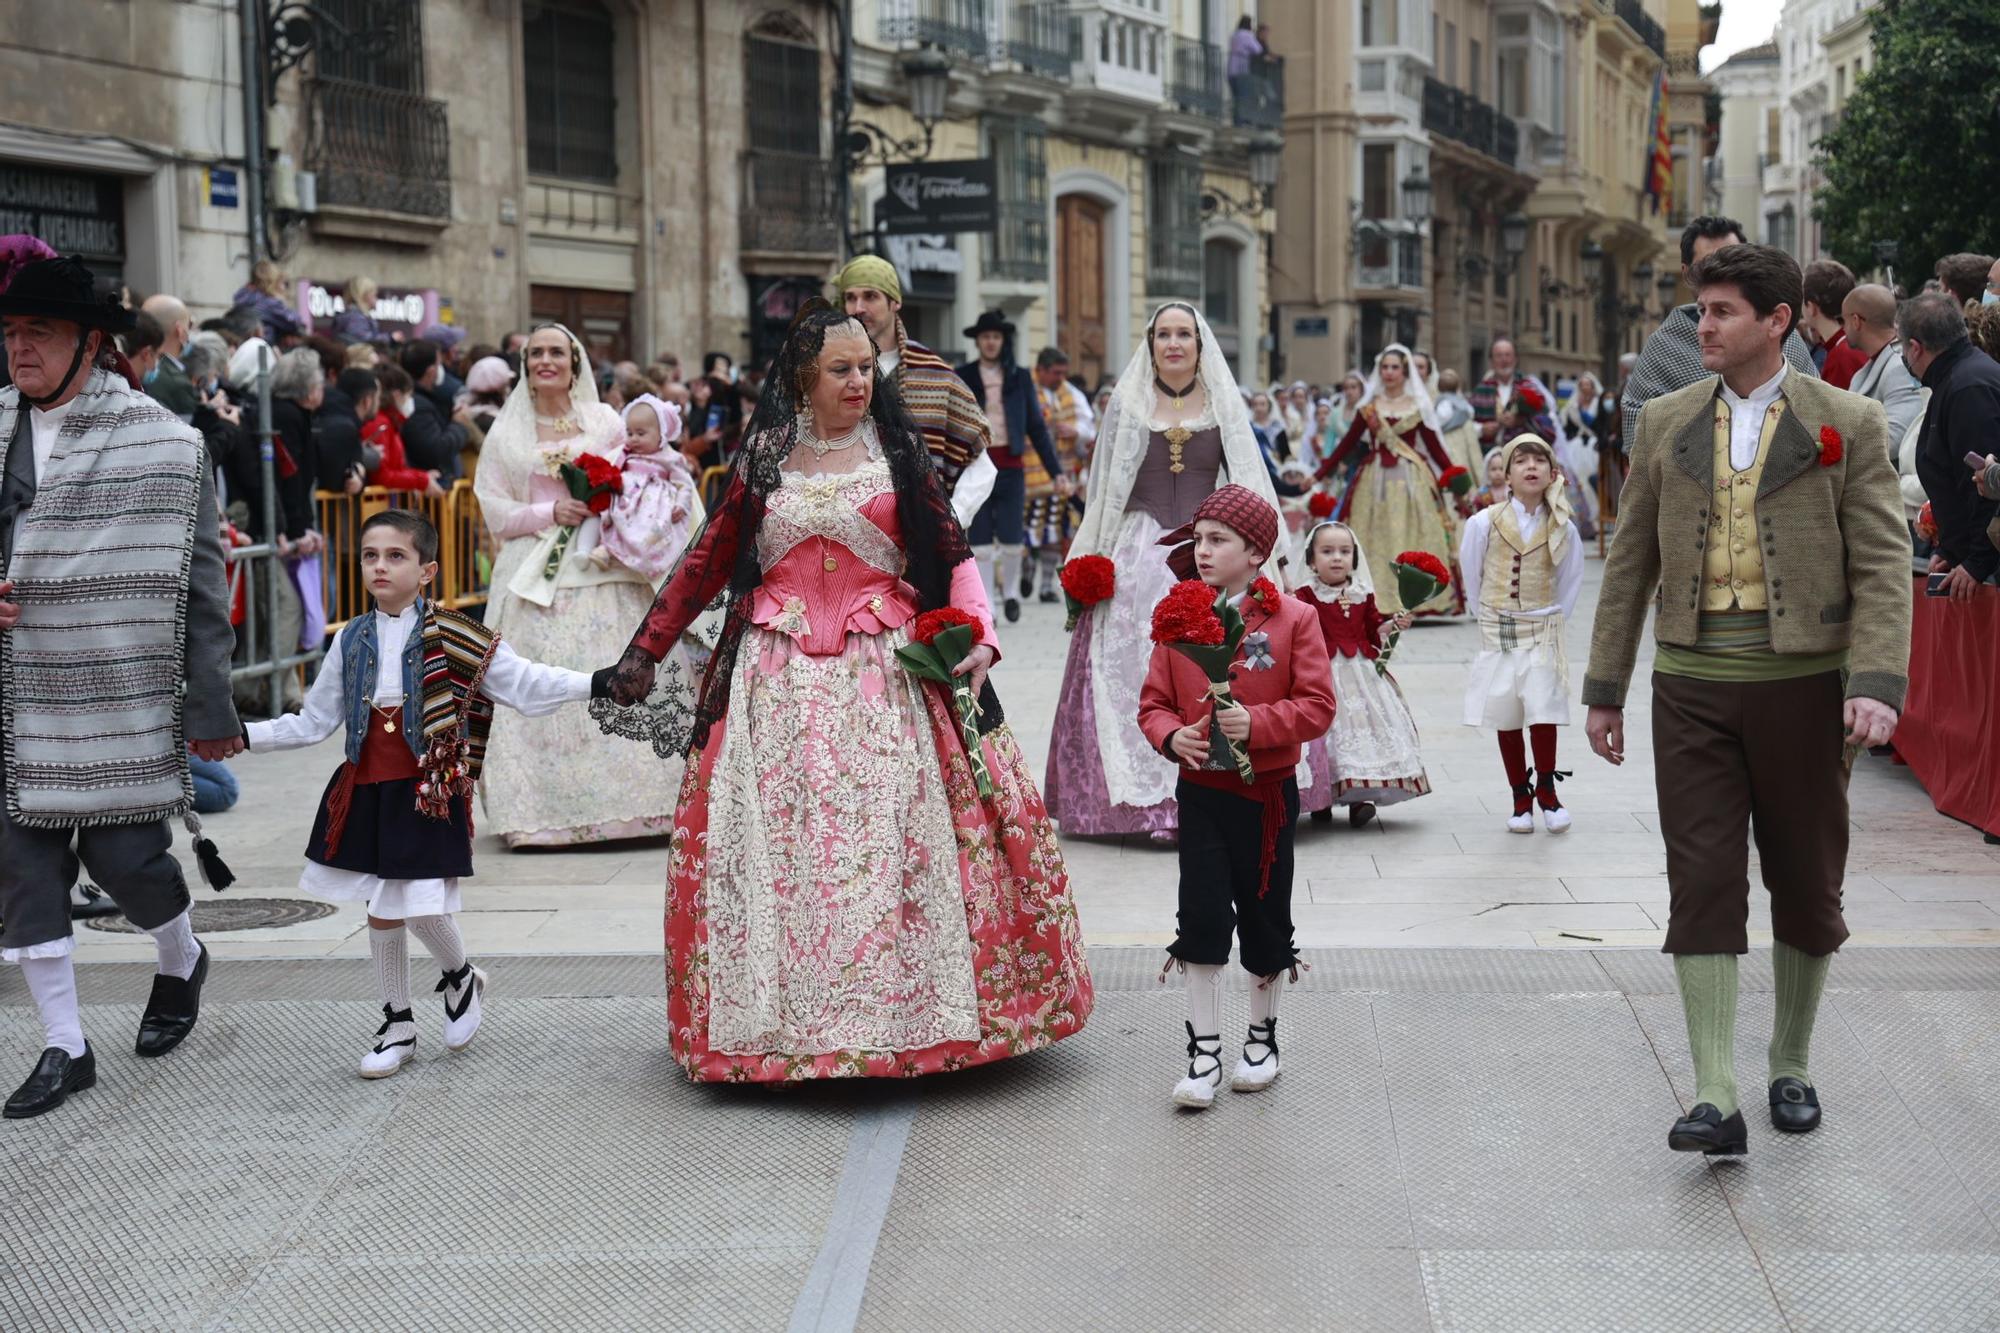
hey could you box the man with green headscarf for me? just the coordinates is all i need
[836,255,990,494]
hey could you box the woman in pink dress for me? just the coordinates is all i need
[597,302,1092,1082]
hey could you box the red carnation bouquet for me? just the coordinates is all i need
[543,452,625,579]
[1514,384,1546,417]
[1058,554,1117,632]
[1915,500,1939,545]
[1437,464,1473,497]
[895,607,995,797]
[1150,580,1256,783]
[1307,490,1337,519]
[1375,550,1453,676]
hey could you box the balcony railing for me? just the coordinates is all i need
[1357,227,1424,291]
[1613,0,1668,59]
[740,150,840,255]
[1421,76,1520,170]
[1170,37,1223,119]
[305,76,451,219]
[1068,4,1168,104]
[987,200,1049,282]
[1006,3,1071,79]
[878,0,993,63]
[1234,54,1284,128]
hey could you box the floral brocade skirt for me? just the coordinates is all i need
[664,626,1093,1082]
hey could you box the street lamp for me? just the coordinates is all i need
[1581,238,1605,262]
[902,51,952,127]
[1634,260,1655,285]
[1400,167,1431,226]
[1249,134,1283,205]
[1499,212,1529,268]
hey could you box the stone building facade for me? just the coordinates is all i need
[0,0,837,367]
[847,0,1279,390]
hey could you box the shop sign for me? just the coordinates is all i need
[0,164,123,259]
[297,281,439,336]
[878,159,999,236]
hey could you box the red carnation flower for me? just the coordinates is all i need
[577,452,624,514]
[1307,491,1336,518]
[1818,424,1843,467]
[1150,579,1226,646]
[1514,385,1545,415]
[912,606,983,647]
[1437,465,1473,497]
[1249,576,1280,607]
[1393,550,1452,584]
[1916,500,1939,545]
[1058,554,1116,607]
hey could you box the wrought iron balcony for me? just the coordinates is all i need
[1421,77,1521,170]
[879,0,994,64]
[305,76,451,219]
[740,150,840,256]
[1234,54,1284,129]
[1006,3,1071,80]
[1614,0,1668,59]
[1356,227,1425,291]
[1170,37,1223,120]
[987,200,1049,282]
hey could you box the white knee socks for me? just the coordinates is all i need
[19,956,86,1057]
[1184,962,1224,1036]
[406,915,468,974]
[992,545,1017,598]
[370,924,411,1011]
[1249,972,1283,1027]
[146,909,201,980]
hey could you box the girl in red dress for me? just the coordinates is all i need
[1295,521,1431,827]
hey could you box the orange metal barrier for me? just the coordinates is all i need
[313,480,490,633]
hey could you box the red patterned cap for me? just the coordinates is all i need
[1157,483,1279,560]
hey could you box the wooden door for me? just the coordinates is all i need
[1056,196,1108,388]
[529,285,632,368]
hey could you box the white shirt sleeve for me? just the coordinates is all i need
[1551,523,1586,619]
[1459,508,1489,620]
[479,640,593,717]
[245,633,348,751]
[1071,387,1097,449]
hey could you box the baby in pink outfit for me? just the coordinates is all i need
[591,394,701,582]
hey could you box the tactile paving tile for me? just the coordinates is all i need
[208,1252,812,1333]
[1628,992,2000,1255]
[1375,992,1745,1251]
[1595,946,2000,997]
[0,1259,252,1333]
[285,998,854,1259]
[1830,990,2000,1219]
[1085,946,1618,994]
[1418,1248,1783,1332]
[875,991,1413,1251]
[1760,1251,2000,1333]
[861,1244,1431,1332]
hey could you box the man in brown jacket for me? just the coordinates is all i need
[1583,244,1910,1157]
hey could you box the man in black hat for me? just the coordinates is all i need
[0,253,241,1118]
[957,309,1060,623]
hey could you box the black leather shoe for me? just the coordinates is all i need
[1038,589,1060,604]
[1309,808,1334,824]
[135,942,208,1058]
[4,1045,95,1119]
[1668,1103,1748,1155]
[1769,1078,1822,1133]
[1004,597,1021,624]
[1349,802,1378,829]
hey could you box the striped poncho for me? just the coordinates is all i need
[892,322,990,493]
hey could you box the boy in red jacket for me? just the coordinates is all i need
[1139,485,1335,1109]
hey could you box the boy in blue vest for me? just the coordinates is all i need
[245,511,611,1078]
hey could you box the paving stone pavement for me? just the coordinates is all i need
[2,949,1997,1331]
[9,556,1999,1329]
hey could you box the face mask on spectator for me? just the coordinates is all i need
[1983,291,2000,307]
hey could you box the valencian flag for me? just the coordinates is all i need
[1644,67,1673,214]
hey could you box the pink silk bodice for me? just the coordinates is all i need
[751,460,997,657]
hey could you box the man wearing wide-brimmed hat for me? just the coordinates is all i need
[0,253,241,1118]
[956,308,1060,624]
